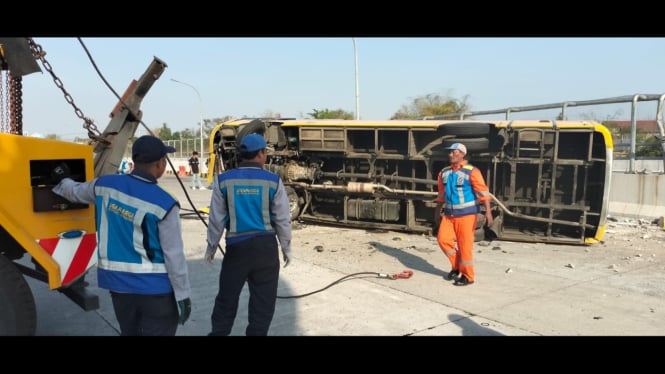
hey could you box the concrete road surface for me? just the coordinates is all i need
[29,175,665,336]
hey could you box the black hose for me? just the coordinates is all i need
[277,271,385,299]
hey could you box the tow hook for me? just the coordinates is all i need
[378,270,413,280]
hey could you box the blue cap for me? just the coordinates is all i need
[240,133,267,153]
[132,135,176,163]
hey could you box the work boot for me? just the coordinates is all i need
[453,274,474,286]
[445,269,460,281]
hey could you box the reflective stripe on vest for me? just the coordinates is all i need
[218,167,280,240]
[94,175,177,294]
[440,165,480,217]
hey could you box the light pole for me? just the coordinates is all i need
[352,38,360,120]
[170,78,204,160]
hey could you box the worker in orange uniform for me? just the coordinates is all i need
[434,142,493,286]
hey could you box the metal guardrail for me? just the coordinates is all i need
[423,94,665,173]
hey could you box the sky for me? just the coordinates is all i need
[11,37,665,140]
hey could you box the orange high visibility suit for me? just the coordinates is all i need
[435,160,492,283]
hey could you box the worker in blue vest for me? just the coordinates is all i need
[51,135,192,335]
[205,133,292,336]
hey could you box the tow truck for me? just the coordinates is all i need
[0,37,166,335]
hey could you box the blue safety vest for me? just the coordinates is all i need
[218,166,280,245]
[94,174,178,295]
[439,165,481,217]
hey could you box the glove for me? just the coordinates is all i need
[51,162,71,184]
[282,251,290,268]
[177,298,191,325]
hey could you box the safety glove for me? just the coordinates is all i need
[51,162,71,184]
[177,298,191,325]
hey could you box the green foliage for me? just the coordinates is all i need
[154,118,227,141]
[636,135,664,157]
[179,128,196,139]
[308,108,354,120]
[157,123,173,140]
[604,120,664,158]
[391,93,470,120]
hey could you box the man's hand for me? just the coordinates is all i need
[177,298,191,325]
[51,162,71,184]
[485,212,494,228]
[204,251,215,264]
[204,245,219,265]
[282,252,290,268]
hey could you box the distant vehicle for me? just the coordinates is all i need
[208,118,613,245]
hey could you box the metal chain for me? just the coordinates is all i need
[2,71,11,133]
[11,76,22,134]
[0,71,6,132]
[26,37,101,140]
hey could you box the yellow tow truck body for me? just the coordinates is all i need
[0,37,166,335]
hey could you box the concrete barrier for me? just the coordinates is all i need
[609,172,665,219]
[612,159,665,174]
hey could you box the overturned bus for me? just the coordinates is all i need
[207,118,612,245]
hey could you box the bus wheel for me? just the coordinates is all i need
[440,122,491,137]
[236,120,266,146]
[285,186,302,221]
[0,254,37,336]
[442,137,489,153]
[474,227,486,242]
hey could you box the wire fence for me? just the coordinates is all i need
[116,137,211,161]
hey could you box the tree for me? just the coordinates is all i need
[179,128,196,139]
[636,135,664,157]
[391,93,471,120]
[308,108,354,120]
[156,123,173,140]
[578,109,623,122]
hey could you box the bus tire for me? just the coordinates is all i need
[0,254,37,336]
[236,120,266,147]
[475,212,486,229]
[440,122,491,137]
[442,137,489,153]
[285,186,302,221]
[474,227,486,242]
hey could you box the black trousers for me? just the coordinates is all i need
[110,291,179,336]
[209,235,280,336]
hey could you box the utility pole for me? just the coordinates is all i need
[170,78,204,160]
[353,38,360,120]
